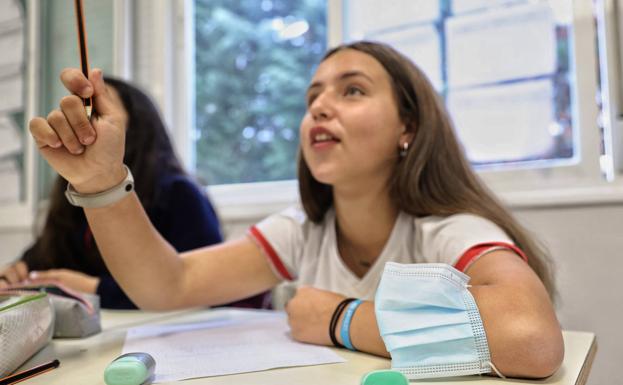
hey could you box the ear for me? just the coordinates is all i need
[398,125,415,148]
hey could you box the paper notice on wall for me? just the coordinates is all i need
[368,25,443,90]
[0,115,22,158]
[447,79,555,163]
[0,159,20,204]
[344,0,440,39]
[446,2,556,88]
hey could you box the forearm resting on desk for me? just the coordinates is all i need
[334,293,562,378]
[328,261,563,378]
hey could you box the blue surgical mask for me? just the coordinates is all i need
[375,263,497,379]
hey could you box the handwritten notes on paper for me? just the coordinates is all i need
[122,309,345,383]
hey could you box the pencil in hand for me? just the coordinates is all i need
[74,0,93,119]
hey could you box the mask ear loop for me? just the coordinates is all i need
[487,362,506,379]
[465,283,503,378]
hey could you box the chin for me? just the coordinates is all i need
[308,164,338,186]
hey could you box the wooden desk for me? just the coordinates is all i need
[18,309,596,385]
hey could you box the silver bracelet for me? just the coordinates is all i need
[65,165,134,208]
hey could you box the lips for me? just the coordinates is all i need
[310,126,340,145]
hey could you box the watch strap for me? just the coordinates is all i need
[65,165,134,208]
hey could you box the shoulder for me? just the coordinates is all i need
[150,173,222,247]
[414,213,508,239]
[154,173,212,207]
[254,205,320,237]
[249,205,328,281]
[150,173,218,222]
[412,212,514,266]
[157,173,203,195]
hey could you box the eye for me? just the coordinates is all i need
[306,93,318,107]
[344,85,364,97]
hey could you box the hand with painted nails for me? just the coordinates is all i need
[28,269,100,294]
[29,68,129,194]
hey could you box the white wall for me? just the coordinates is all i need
[1,203,620,385]
[513,204,623,385]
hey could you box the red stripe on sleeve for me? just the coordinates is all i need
[453,242,528,272]
[248,226,294,281]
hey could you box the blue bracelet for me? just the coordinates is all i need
[340,299,363,351]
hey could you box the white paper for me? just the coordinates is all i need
[447,79,555,163]
[0,69,23,113]
[0,115,22,158]
[0,159,20,204]
[122,309,345,383]
[446,2,556,88]
[367,25,443,90]
[344,0,439,40]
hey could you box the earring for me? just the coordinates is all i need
[400,142,409,157]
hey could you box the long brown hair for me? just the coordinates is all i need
[298,41,556,298]
[26,77,186,272]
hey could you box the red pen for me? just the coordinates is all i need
[0,359,60,385]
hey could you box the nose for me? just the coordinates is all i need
[309,92,334,122]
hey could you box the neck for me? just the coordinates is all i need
[333,177,398,265]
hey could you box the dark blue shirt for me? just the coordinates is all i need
[23,174,269,309]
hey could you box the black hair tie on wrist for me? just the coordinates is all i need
[329,298,355,348]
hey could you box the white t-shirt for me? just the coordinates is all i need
[248,206,525,300]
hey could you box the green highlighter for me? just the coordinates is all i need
[361,370,409,385]
[104,352,156,385]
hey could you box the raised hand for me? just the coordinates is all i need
[29,68,128,194]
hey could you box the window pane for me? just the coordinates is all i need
[194,0,326,185]
[343,0,576,170]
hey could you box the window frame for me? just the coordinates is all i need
[160,0,623,223]
[0,0,40,230]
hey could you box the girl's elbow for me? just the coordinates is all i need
[494,320,565,378]
[523,339,564,378]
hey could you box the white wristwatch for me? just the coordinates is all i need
[65,165,135,208]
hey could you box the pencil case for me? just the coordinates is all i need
[0,291,54,377]
[5,283,101,338]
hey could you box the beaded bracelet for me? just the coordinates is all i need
[340,299,363,351]
[329,298,355,348]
